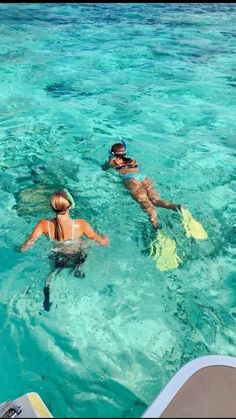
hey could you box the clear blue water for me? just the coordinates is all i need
[0,3,236,417]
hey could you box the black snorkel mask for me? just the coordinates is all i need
[109,139,127,157]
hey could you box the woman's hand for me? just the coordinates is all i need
[101,161,110,171]
[20,239,34,252]
[20,220,44,252]
[98,235,109,246]
[20,243,28,252]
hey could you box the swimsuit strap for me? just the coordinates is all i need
[71,219,75,241]
[113,160,120,170]
[48,220,52,240]
[113,159,138,171]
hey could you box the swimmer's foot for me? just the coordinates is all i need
[151,218,162,230]
[43,286,52,312]
[174,204,187,212]
[74,269,85,279]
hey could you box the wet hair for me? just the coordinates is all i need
[50,191,72,241]
[111,143,134,165]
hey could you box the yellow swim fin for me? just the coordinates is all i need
[149,230,182,272]
[181,207,208,240]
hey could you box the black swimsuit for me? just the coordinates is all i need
[112,159,147,182]
[113,160,138,171]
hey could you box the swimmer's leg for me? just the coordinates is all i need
[74,268,85,279]
[124,179,159,227]
[142,177,179,211]
[73,251,87,278]
[43,285,51,312]
[43,268,60,312]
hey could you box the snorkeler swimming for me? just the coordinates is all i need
[21,189,109,310]
[102,140,184,228]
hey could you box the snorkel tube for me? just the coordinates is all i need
[121,138,127,149]
[63,188,75,209]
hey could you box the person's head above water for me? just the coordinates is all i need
[110,142,126,157]
[109,140,138,170]
[50,190,75,241]
[50,190,75,215]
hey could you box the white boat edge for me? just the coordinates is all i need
[141,354,236,418]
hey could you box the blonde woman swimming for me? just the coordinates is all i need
[21,190,108,310]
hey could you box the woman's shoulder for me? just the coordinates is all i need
[40,218,54,229]
[74,219,93,231]
[42,218,54,224]
[108,158,117,167]
[74,218,88,226]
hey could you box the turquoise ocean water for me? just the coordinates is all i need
[0,3,236,417]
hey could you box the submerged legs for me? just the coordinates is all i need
[142,177,179,211]
[123,176,181,227]
[43,269,59,312]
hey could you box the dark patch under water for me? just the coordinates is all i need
[45,82,93,99]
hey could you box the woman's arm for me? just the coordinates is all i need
[101,158,115,171]
[20,220,45,252]
[80,220,109,246]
